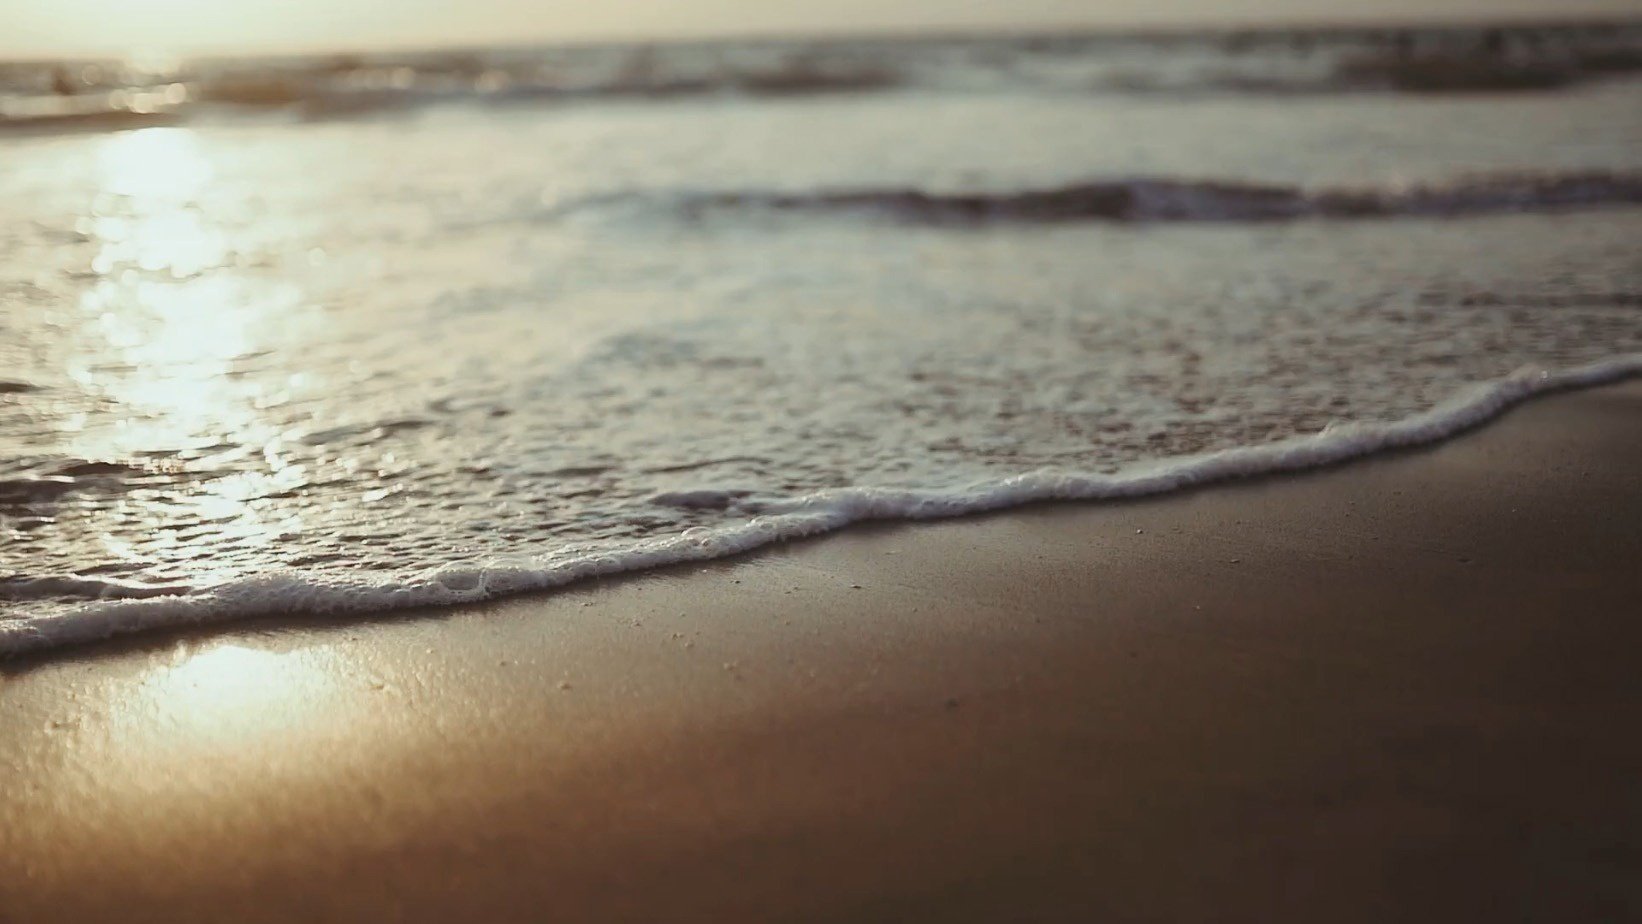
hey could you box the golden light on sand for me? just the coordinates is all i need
[117,644,343,747]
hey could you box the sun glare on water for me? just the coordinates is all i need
[72,129,277,450]
[60,127,317,573]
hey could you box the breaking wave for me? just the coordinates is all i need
[3,354,1639,657]
[3,20,1639,135]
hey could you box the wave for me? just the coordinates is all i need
[0,458,143,514]
[0,57,909,134]
[0,574,192,603]
[1094,43,1642,96]
[656,171,1642,225]
[4,22,1639,135]
[4,354,1639,658]
[0,476,81,507]
[0,93,181,135]
[1333,52,1584,93]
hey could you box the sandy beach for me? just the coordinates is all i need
[2,379,1637,921]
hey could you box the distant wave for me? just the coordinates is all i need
[655,171,1642,225]
[3,21,1639,136]
[1124,44,1642,96]
[0,58,910,134]
[4,354,1639,657]
[0,94,181,135]
[1327,49,1619,93]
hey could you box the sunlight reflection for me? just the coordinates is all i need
[119,644,343,747]
[90,128,225,279]
[64,126,316,572]
[67,274,309,574]
[97,127,212,200]
[70,276,293,454]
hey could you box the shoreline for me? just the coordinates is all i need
[6,355,1641,661]
[3,379,1639,921]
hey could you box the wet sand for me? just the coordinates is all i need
[3,381,1640,923]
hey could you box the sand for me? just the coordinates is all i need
[2,381,1640,923]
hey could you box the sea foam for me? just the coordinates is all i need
[3,354,1637,658]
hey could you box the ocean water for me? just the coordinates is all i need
[3,23,1641,654]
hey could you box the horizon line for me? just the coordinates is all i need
[3,10,1639,65]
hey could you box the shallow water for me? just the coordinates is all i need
[3,26,1641,652]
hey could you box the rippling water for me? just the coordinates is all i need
[3,24,1641,653]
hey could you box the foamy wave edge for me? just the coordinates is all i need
[5,353,1640,658]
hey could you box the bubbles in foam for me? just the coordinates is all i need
[2,355,1638,658]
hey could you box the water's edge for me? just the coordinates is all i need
[4,353,1639,659]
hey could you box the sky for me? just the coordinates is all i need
[1,0,1637,58]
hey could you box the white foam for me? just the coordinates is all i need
[4,354,1638,658]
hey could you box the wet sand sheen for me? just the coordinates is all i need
[2,381,1640,922]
